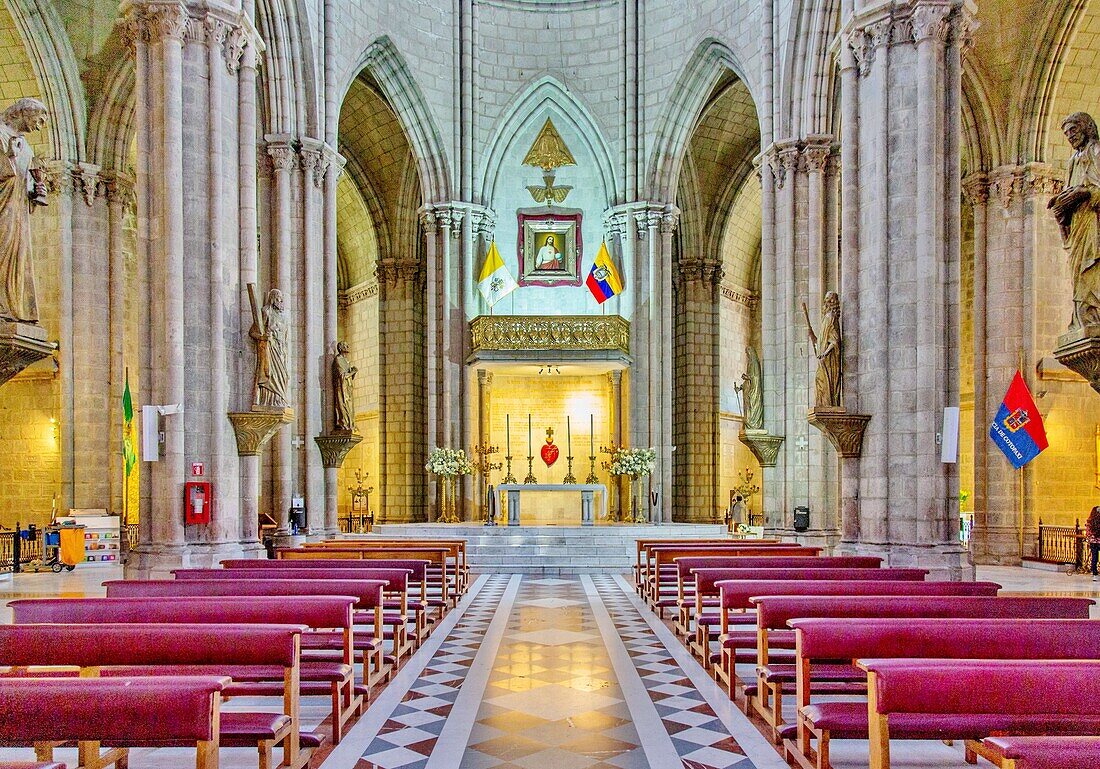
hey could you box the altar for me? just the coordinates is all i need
[497,483,608,526]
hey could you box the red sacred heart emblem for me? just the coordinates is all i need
[541,442,559,467]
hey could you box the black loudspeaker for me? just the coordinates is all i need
[793,506,810,532]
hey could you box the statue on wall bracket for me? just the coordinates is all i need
[736,344,785,468]
[1050,112,1100,396]
[0,98,55,388]
[803,292,872,458]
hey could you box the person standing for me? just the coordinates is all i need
[1088,505,1100,582]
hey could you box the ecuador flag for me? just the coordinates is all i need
[988,370,1048,469]
[585,242,623,304]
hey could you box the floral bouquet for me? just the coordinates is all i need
[426,447,475,478]
[609,447,657,478]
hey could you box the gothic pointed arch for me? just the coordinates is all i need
[648,37,758,202]
[5,0,86,162]
[342,36,450,204]
[478,75,619,206]
[256,0,320,137]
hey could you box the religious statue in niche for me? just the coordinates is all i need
[332,340,358,434]
[736,345,764,430]
[1048,111,1100,329]
[248,284,290,409]
[0,98,48,324]
[803,292,843,409]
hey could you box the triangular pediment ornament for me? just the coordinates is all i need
[523,118,576,171]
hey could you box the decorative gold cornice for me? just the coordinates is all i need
[469,315,630,355]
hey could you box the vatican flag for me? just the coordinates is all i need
[477,241,518,307]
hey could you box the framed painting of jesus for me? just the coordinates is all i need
[517,209,582,287]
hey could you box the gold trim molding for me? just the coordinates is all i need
[469,315,630,354]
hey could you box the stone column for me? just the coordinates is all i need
[321,147,345,536]
[122,1,262,575]
[476,368,492,518]
[300,140,325,538]
[673,260,723,522]
[835,0,975,578]
[420,208,440,520]
[377,256,426,523]
[608,369,624,520]
[969,164,1064,563]
[105,175,134,517]
[266,137,297,535]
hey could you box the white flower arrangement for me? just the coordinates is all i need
[608,447,657,478]
[425,447,475,478]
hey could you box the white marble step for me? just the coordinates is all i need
[365,522,728,574]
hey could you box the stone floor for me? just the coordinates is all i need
[0,563,1097,768]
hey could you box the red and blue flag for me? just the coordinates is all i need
[988,370,1048,469]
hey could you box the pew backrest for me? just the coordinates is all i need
[717,579,999,613]
[752,595,1095,631]
[104,578,387,609]
[696,567,928,600]
[0,675,228,746]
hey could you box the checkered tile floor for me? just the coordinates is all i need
[355,575,512,769]
[592,576,755,769]
[349,575,758,769]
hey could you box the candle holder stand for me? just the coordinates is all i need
[563,456,576,484]
[585,455,598,484]
[502,455,517,484]
[524,455,537,484]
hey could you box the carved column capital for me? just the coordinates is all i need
[435,205,465,239]
[988,167,1025,210]
[267,140,297,172]
[961,172,989,206]
[477,369,493,387]
[774,142,801,189]
[72,162,102,206]
[911,5,952,44]
[660,207,680,235]
[1023,162,1064,200]
[299,140,326,188]
[469,205,497,240]
[418,207,438,234]
[803,139,832,174]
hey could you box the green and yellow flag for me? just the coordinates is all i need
[122,371,136,478]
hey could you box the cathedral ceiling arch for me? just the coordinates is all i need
[1038,0,1100,168]
[717,178,762,296]
[478,75,619,206]
[338,73,417,261]
[341,36,450,204]
[336,170,378,290]
[648,37,760,203]
[776,0,841,138]
[256,0,320,137]
[3,0,85,161]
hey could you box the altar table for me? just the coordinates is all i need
[497,484,609,526]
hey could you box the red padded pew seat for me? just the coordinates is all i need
[983,736,1100,769]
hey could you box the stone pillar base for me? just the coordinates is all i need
[770,527,841,552]
[970,524,1029,566]
[125,540,267,578]
[0,322,55,387]
[835,541,975,581]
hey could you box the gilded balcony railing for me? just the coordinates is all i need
[469,315,630,355]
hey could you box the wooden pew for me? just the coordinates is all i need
[982,736,1100,769]
[860,659,1100,769]
[0,623,308,769]
[640,542,808,604]
[673,557,890,642]
[212,561,432,649]
[9,596,364,744]
[0,763,67,768]
[633,537,741,588]
[748,596,1094,747]
[0,676,227,769]
[309,538,468,592]
[276,547,456,609]
[645,545,823,613]
[786,618,1100,769]
[104,578,390,688]
[169,568,420,664]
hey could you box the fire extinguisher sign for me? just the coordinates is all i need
[191,463,204,477]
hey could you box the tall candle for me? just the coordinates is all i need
[506,414,511,455]
[528,414,532,456]
[567,416,571,455]
[590,414,594,456]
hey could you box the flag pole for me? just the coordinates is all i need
[1017,350,1026,559]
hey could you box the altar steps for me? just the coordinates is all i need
[367,523,728,575]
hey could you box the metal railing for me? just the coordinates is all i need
[337,512,373,534]
[1037,519,1086,569]
[0,527,44,571]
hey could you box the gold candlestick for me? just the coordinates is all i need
[585,454,598,484]
[474,442,503,524]
[563,455,577,484]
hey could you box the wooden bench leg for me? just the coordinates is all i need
[866,672,890,769]
[258,740,274,769]
[195,739,219,769]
